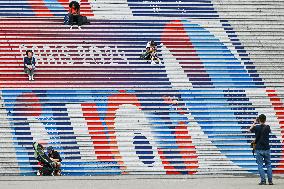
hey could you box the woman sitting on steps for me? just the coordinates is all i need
[23,50,36,81]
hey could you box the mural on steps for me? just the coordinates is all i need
[0,0,283,175]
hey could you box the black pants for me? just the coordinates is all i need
[70,14,82,26]
[36,156,54,176]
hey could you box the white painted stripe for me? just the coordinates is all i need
[114,104,165,173]
[0,91,20,174]
[161,44,193,90]
[65,103,98,161]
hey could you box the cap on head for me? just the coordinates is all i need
[47,146,54,152]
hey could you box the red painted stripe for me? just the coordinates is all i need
[104,93,141,166]
[80,0,95,16]
[266,89,284,173]
[81,103,125,163]
[162,97,199,174]
[14,93,42,117]
[161,20,209,84]
[27,0,53,16]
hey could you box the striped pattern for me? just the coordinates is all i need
[0,0,283,176]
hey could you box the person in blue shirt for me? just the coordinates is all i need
[249,114,273,185]
[23,50,36,81]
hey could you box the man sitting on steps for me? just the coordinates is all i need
[47,146,62,176]
[69,1,82,30]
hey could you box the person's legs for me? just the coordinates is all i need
[263,150,273,184]
[156,56,162,64]
[150,52,155,64]
[69,14,75,29]
[74,15,79,25]
[31,68,35,80]
[69,14,74,26]
[151,52,161,64]
[55,162,61,176]
[256,150,266,184]
[145,51,151,60]
[77,15,83,27]
[26,69,32,80]
[24,67,30,80]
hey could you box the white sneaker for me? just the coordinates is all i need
[28,76,31,81]
[151,61,155,64]
[31,76,35,81]
[70,26,73,29]
[78,26,82,30]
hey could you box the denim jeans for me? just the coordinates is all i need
[255,150,273,183]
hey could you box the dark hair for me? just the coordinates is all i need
[150,40,156,46]
[26,50,33,56]
[258,114,266,123]
[69,1,80,10]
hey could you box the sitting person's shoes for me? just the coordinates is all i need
[258,181,266,185]
[70,26,81,30]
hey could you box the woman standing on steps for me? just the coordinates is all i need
[23,50,36,81]
[69,1,82,30]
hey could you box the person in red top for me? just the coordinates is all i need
[69,1,82,29]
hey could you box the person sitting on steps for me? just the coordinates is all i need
[69,1,82,30]
[23,50,36,81]
[145,40,162,64]
[47,146,62,176]
[33,142,56,176]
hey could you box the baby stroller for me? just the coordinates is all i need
[33,142,56,176]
